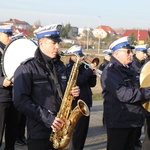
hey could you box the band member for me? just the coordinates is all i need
[11,32,28,146]
[65,45,97,150]
[99,49,112,126]
[131,44,149,148]
[99,49,112,72]
[101,36,150,150]
[13,24,80,150]
[0,25,18,150]
[132,44,150,150]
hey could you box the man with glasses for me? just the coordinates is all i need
[101,36,150,150]
[0,25,18,150]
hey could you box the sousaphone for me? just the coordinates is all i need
[140,61,150,112]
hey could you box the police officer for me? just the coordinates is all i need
[101,36,150,150]
[131,44,149,148]
[65,45,97,150]
[13,24,80,150]
[0,25,18,150]
[99,49,112,126]
[99,49,112,72]
[11,32,27,146]
[132,44,148,78]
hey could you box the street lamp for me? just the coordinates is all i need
[86,20,90,51]
[98,33,100,54]
[86,27,89,50]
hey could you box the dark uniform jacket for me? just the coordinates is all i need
[0,42,12,102]
[99,59,109,71]
[101,56,150,128]
[13,48,67,139]
[132,55,150,117]
[132,54,146,78]
[66,59,96,108]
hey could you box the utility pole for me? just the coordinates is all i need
[97,16,101,54]
[86,21,89,50]
[98,34,100,54]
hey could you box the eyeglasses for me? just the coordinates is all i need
[119,49,133,54]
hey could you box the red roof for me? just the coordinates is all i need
[5,19,30,25]
[14,28,29,36]
[96,25,115,33]
[123,30,149,40]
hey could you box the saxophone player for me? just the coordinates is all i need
[65,45,97,150]
[13,24,80,150]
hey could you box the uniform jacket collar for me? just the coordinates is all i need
[34,47,61,65]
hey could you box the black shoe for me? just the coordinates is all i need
[15,138,26,146]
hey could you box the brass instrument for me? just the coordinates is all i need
[50,52,90,149]
[82,55,102,77]
[140,61,150,112]
[83,55,100,66]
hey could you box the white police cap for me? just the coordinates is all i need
[65,45,84,56]
[33,24,62,41]
[135,44,148,53]
[0,24,13,35]
[12,32,24,40]
[109,36,135,51]
[103,49,112,55]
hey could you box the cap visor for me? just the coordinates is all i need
[47,36,62,42]
[4,32,13,36]
[79,53,84,56]
[123,45,135,49]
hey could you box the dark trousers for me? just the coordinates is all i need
[0,102,18,150]
[27,139,56,150]
[68,115,90,150]
[17,113,26,139]
[107,127,137,150]
[142,117,150,150]
[135,126,142,145]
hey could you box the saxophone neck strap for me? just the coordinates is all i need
[45,61,63,102]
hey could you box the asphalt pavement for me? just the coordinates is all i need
[1,100,144,150]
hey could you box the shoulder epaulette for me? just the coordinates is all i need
[21,57,34,65]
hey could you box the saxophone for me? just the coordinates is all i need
[50,53,90,149]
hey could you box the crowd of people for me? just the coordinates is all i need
[0,23,150,150]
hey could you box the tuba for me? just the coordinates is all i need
[50,52,90,149]
[140,61,150,112]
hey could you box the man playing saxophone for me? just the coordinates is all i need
[13,24,80,150]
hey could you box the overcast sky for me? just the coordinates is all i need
[0,0,150,29]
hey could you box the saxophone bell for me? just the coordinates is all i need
[50,99,89,149]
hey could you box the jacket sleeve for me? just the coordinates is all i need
[13,65,55,128]
[76,68,96,86]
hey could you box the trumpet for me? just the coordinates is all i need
[83,55,100,66]
[82,56,102,77]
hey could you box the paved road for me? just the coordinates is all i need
[1,100,144,150]
[83,100,106,150]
